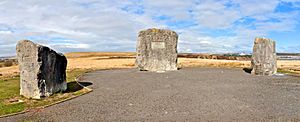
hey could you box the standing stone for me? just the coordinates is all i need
[251,38,277,76]
[16,40,67,99]
[136,28,178,72]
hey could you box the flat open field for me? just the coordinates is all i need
[1,52,300,79]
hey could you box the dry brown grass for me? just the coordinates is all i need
[178,58,251,68]
[0,66,19,79]
[67,57,135,70]
[1,52,300,79]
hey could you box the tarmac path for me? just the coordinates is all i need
[1,68,300,121]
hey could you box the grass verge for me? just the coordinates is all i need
[278,69,300,76]
[0,69,92,117]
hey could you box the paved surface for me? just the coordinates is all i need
[1,68,300,121]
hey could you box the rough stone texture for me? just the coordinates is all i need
[136,28,178,72]
[16,40,67,99]
[251,38,277,76]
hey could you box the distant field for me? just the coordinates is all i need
[1,52,300,79]
[54,52,300,75]
[65,52,136,58]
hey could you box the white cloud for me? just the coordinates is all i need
[199,40,212,44]
[0,0,299,56]
[0,30,13,34]
[143,0,194,20]
[51,43,90,49]
[237,0,279,15]
[194,0,240,29]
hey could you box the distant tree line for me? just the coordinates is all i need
[0,59,18,67]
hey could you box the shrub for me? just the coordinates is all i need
[3,60,13,67]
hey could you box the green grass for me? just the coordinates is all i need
[277,69,300,76]
[66,69,90,81]
[0,76,25,116]
[0,102,24,115]
[0,77,20,100]
[0,69,92,117]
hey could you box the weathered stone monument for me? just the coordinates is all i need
[251,38,277,76]
[136,28,178,72]
[16,40,67,99]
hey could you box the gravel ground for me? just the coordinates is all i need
[1,68,300,122]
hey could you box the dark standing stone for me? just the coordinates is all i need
[16,40,67,99]
[136,28,178,72]
[251,38,277,76]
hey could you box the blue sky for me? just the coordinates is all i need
[0,0,300,56]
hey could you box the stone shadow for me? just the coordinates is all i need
[64,81,93,93]
[243,68,253,74]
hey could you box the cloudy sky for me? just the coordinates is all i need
[0,0,300,56]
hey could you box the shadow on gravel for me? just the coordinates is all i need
[243,68,253,74]
[64,81,93,93]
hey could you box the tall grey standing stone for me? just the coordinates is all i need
[136,28,178,72]
[251,38,277,76]
[16,40,67,99]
